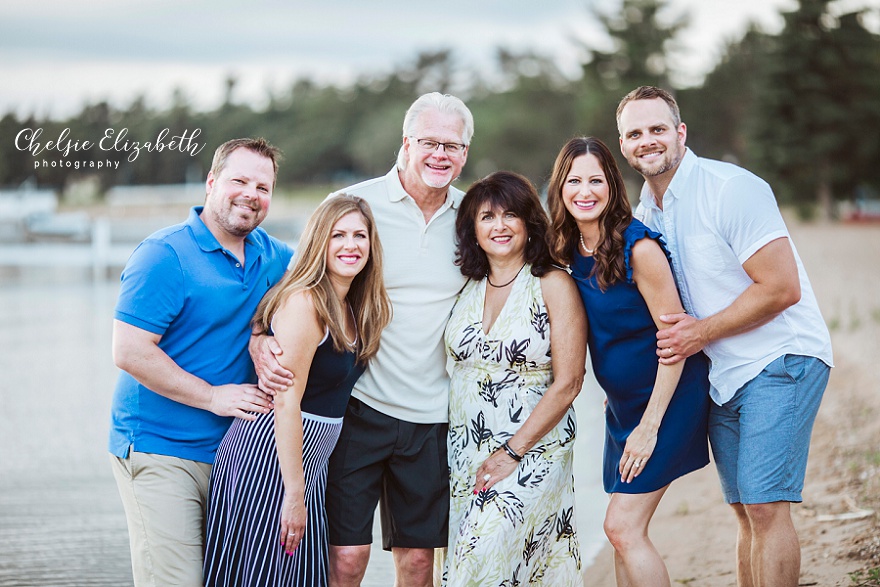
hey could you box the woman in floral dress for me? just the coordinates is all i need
[443,171,587,586]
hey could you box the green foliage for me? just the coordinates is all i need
[2,0,877,213]
[751,0,880,213]
[574,0,686,183]
[677,26,774,165]
[469,50,578,184]
[849,567,880,586]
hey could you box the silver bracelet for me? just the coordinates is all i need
[500,440,523,462]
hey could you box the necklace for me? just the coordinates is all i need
[342,302,357,347]
[579,233,596,255]
[487,262,526,288]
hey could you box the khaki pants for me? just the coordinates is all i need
[110,451,212,587]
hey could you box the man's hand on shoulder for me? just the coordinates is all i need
[249,333,294,393]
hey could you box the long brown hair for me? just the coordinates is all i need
[253,194,392,363]
[547,137,632,290]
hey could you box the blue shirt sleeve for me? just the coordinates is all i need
[623,220,671,284]
[114,239,185,336]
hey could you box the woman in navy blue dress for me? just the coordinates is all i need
[547,137,710,586]
[204,195,392,587]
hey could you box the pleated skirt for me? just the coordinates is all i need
[204,410,343,587]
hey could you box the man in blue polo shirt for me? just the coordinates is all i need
[108,137,293,587]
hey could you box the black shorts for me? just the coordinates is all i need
[326,397,449,550]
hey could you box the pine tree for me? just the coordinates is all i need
[753,0,880,217]
[574,0,687,173]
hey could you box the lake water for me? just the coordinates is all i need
[0,269,607,586]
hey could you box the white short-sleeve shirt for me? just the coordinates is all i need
[333,168,467,423]
[635,149,833,405]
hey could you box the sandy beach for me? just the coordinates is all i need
[582,219,880,586]
[1,212,876,586]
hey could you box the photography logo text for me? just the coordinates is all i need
[16,127,206,170]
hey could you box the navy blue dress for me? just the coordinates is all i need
[571,219,710,494]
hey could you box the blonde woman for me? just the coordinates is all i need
[204,194,392,587]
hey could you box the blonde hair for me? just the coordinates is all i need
[253,194,391,363]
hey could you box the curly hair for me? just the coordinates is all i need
[455,171,553,280]
[547,137,632,290]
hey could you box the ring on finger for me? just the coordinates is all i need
[483,474,491,482]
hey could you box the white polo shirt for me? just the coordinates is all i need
[635,149,833,405]
[334,167,467,423]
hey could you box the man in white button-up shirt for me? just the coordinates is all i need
[617,86,832,587]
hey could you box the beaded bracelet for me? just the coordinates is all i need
[500,440,523,462]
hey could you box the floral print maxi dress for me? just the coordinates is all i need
[443,267,581,587]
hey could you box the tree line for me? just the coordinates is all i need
[2,0,878,217]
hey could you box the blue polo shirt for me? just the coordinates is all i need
[109,206,293,463]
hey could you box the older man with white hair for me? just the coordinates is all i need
[255,92,474,587]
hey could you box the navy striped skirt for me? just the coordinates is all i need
[204,410,343,587]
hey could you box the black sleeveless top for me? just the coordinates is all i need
[300,332,364,418]
[268,323,364,419]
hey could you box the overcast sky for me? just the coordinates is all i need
[1,0,877,118]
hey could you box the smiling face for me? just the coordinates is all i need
[474,205,527,265]
[561,154,611,232]
[325,211,370,283]
[400,108,468,191]
[203,147,274,240]
[618,97,687,180]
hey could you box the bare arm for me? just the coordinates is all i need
[656,237,801,364]
[249,332,294,393]
[619,238,687,483]
[474,269,587,493]
[112,320,272,420]
[269,291,324,555]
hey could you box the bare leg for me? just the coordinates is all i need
[392,547,435,587]
[744,502,799,587]
[730,503,754,587]
[329,544,371,587]
[612,548,634,587]
[604,487,670,587]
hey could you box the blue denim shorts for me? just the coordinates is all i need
[709,354,830,505]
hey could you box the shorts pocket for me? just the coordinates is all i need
[114,451,135,480]
[781,354,807,383]
[347,397,366,417]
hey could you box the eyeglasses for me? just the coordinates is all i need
[409,137,467,155]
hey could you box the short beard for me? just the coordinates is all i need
[421,171,454,190]
[211,207,259,237]
[631,147,684,178]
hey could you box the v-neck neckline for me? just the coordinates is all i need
[479,265,526,336]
